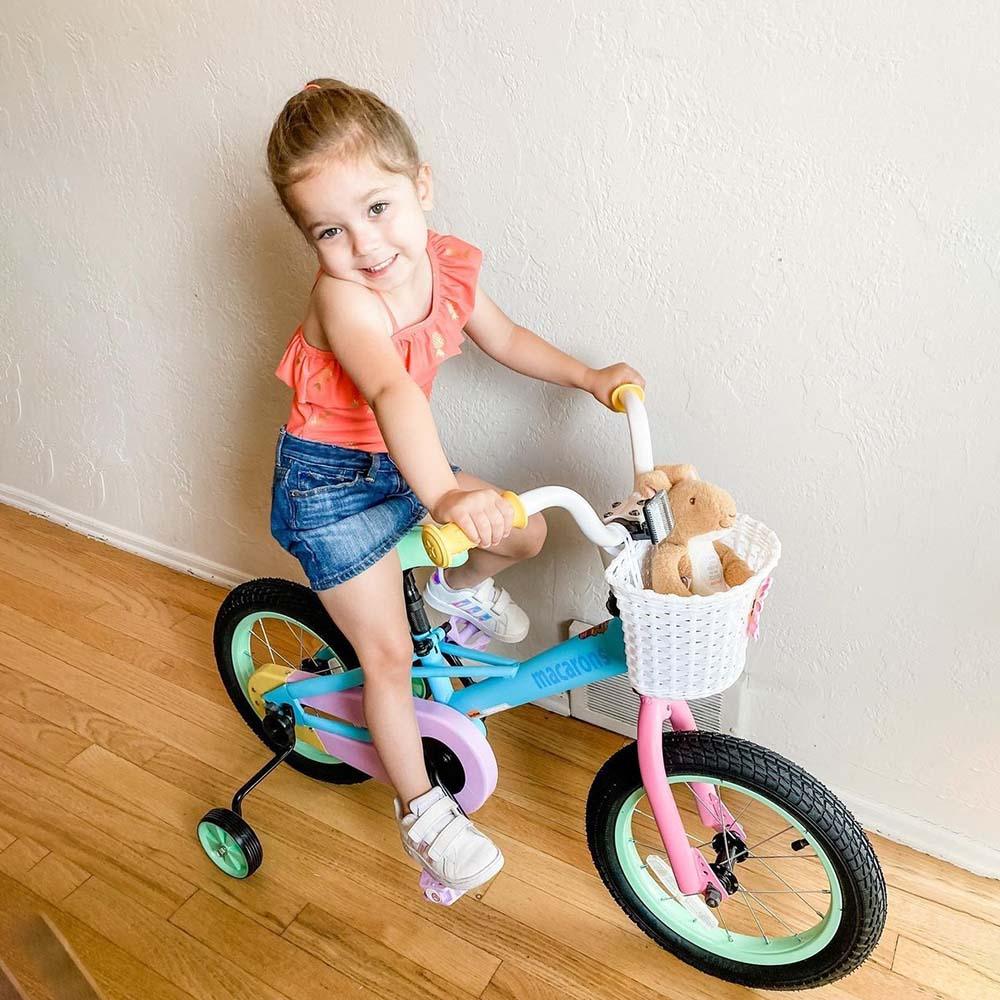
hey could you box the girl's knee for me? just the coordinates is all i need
[516,511,547,558]
[355,633,414,680]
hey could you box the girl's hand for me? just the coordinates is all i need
[584,363,646,410]
[431,489,515,549]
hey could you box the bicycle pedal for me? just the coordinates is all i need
[446,615,491,651]
[419,869,467,906]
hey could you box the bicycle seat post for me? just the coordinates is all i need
[403,569,434,655]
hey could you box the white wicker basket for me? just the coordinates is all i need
[604,514,781,699]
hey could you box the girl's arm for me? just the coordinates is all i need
[463,285,645,408]
[313,277,512,545]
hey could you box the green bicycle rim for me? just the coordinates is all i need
[230,612,428,764]
[197,821,249,879]
[613,775,843,964]
[230,612,346,765]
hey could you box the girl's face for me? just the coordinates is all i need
[286,155,434,293]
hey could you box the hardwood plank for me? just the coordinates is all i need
[170,891,373,1000]
[0,838,49,878]
[0,695,93,766]
[893,935,1000,999]
[481,870,777,1000]
[0,666,167,767]
[61,876,289,1000]
[832,960,943,1000]
[0,541,195,631]
[84,605,212,669]
[869,928,899,971]
[170,613,213,643]
[19,912,106,1000]
[283,901,484,1000]
[482,959,567,1000]
[16,852,90,905]
[0,746,197,919]
[0,507,224,618]
[0,618,266,776]
[872,830,1000,929]
[886,882,1000,980]
[0,567,105,622]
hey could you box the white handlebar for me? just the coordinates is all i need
[619,387,654,477]
[518,486,631,553]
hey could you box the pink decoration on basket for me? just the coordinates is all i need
[447,615,491,651]
[747,576,773,639]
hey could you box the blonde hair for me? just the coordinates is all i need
[266,78,421,225]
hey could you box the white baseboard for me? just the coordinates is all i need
[834,786,1000,879]
[2,484,995,878]
[1,484,252,590]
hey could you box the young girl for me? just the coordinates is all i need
[267,78,645,893]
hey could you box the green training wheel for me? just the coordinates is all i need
[197,807,263,879]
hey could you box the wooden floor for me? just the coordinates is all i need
[0,502,997,1000]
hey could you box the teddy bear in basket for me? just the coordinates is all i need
[633,464,756,597]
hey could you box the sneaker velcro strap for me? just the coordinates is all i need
[405,795,457,846]
[426,814,471,863]
[492,588,511,613]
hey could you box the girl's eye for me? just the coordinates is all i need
[318,227,341,240]
[369,201,389,217]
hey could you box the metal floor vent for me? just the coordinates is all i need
[569,672,727,739]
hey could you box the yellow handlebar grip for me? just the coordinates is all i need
[421,491,529,567]
[421,522,474,568]
[501,490,528,528]
[610,382,645,412]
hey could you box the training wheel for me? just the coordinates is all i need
[197,807,263,879]
[420,869,466,905]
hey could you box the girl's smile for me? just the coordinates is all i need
[361,253,399,276]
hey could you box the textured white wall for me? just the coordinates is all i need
[2,2,998,869]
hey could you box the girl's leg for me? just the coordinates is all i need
[314,547,431,809]
[442,470,548,590]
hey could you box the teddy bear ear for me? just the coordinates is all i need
[656,463,699,487]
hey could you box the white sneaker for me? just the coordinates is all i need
[424,570,530,643]
[394,786,504,891]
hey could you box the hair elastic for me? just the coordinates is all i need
[302,82,321,91]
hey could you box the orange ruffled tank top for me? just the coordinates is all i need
[275,230,482,452]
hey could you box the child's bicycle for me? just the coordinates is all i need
[198,385,886,991]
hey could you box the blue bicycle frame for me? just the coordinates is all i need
[262,617,628,742]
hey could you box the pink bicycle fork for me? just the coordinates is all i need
[636,696,745,902]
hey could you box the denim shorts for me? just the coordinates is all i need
[270,426,461,591]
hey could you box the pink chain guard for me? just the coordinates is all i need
[288,672,498,814]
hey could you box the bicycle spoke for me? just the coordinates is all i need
[738,888,770,943]
[738,887,802,939]
[634,808,712,849]
[738,889,831,895]
[745,824,793,853]
[749,853,820,861]
[252,621,297,669]
[281,618,306,666]
[718,788,734,870]
[716,905,735,943]
[746,856,827,919]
